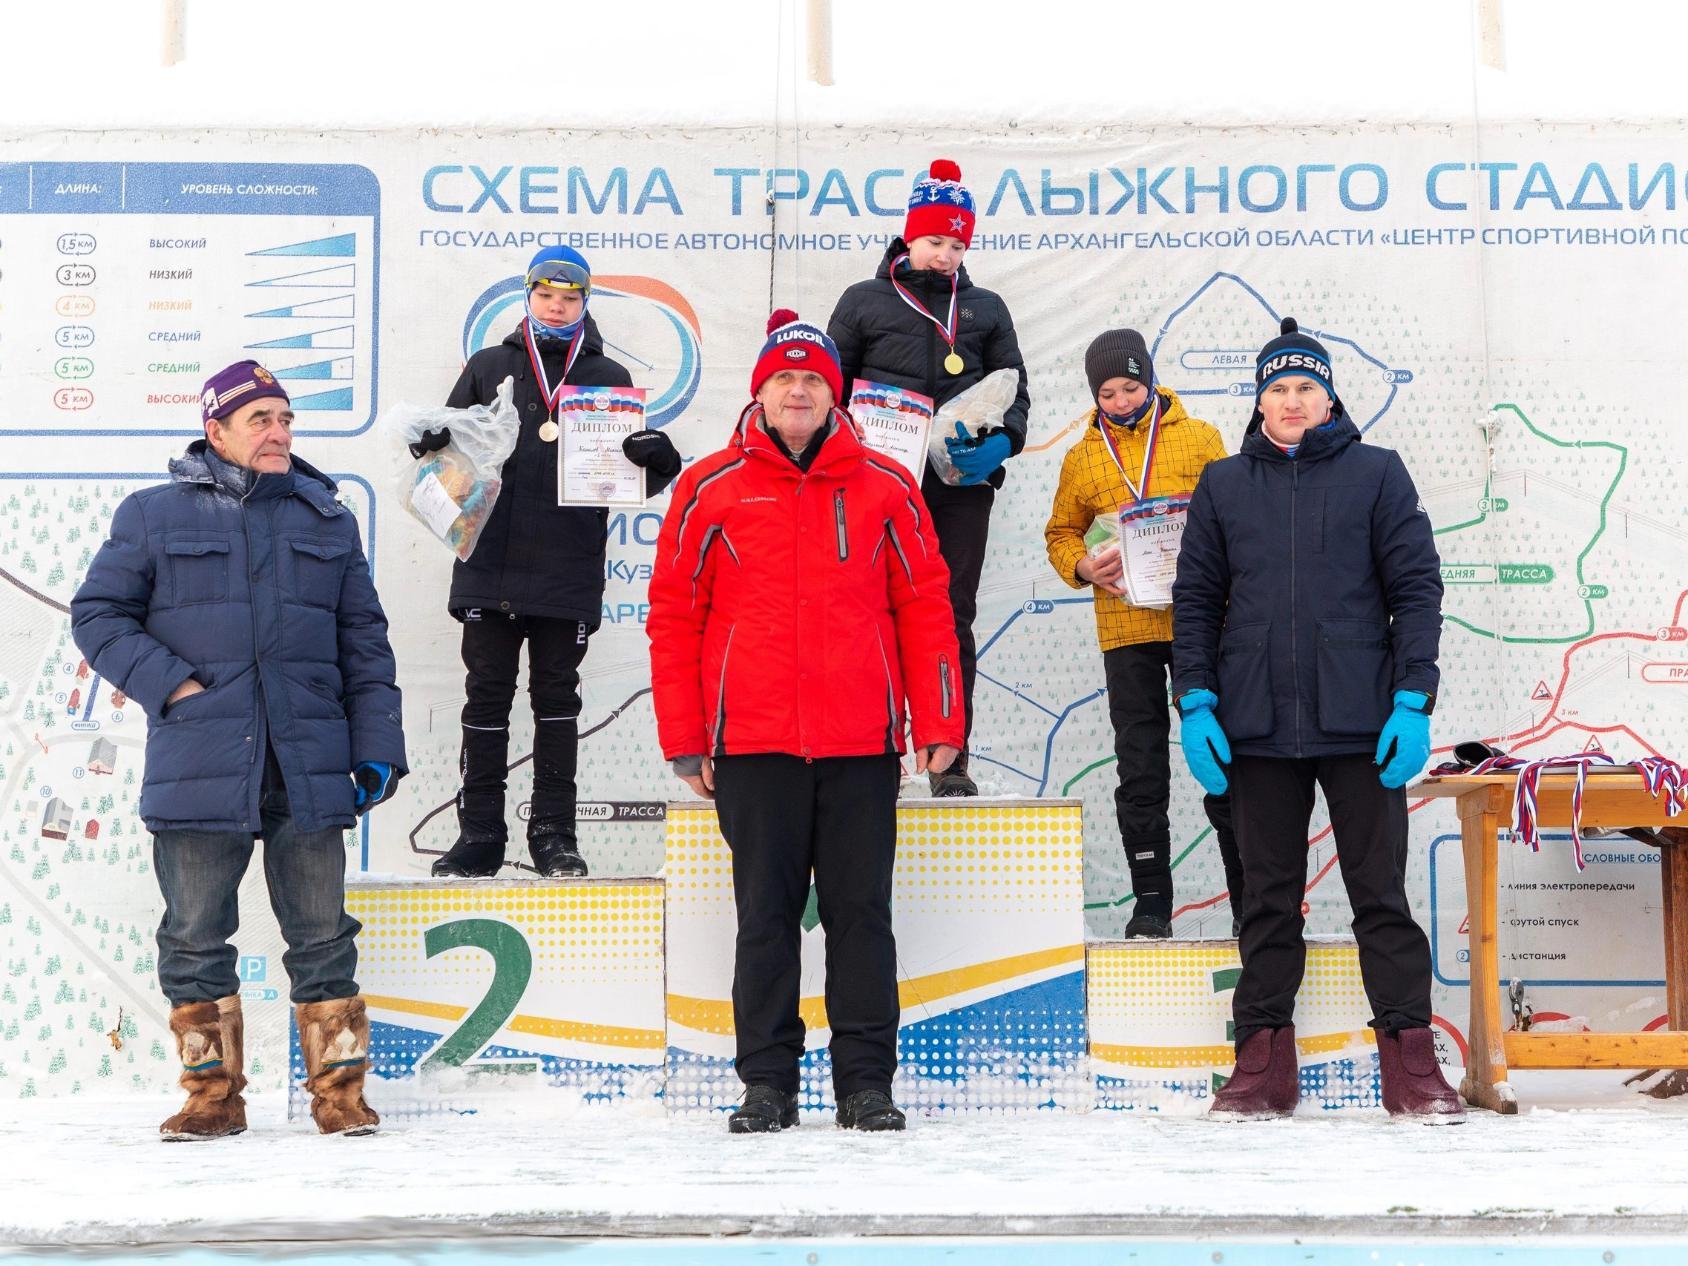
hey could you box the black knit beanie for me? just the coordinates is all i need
[1084,329,1153,402]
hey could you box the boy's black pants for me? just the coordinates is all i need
[1103,641,1244,918]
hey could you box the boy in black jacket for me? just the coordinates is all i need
[420,246,680,878]
[826,160,1030,795]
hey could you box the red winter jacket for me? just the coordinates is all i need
[648,409,963,762]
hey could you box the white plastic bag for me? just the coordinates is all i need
[925,368,1021,486]
[384,376,520,561]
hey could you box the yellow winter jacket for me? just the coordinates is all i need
[1044,386,1228,651]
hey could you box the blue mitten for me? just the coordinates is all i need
[352,761,401,813]
[1176,689,1232,796]
[1375,690,1432,789]
[945,423,1011,486]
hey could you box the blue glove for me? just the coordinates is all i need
[945,423,1011,486]
[352,761,401,813]
[1176,689,1231,796]
[1375,690,1432,789]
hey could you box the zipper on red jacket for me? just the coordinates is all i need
[711,624,736,756]
[939,655,953,719]
[834,489,849,561]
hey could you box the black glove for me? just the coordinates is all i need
[407,428,452,460]
[352,761,403,814]
[622,429,682,479]
[622,429,683,496]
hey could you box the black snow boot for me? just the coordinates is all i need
[1124,909,1173,939]
[431,836,505,879]
[530,833,588,878]
[835,1088,906,1132]
[929,751,978,798]
[1123,839,1173,938]
[728,1085,800,1134]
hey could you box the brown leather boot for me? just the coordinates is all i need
[1209,1025,1300,1120]
[1377,1027,1467,1123]
[160,995,248,1141]
[296,995,380,1136]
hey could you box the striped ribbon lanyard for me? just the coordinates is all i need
[523,318,586,419]
[887,254,962,374]
[1098,393,1162,503]
[1468,752,1614,870]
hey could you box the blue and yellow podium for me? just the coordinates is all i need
[294,799,1383,1118]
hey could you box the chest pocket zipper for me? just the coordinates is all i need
[834,489,849,561]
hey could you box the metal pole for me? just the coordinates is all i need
[1477,0,1505,71]
[805,0,833,86]
[161,0,185,67]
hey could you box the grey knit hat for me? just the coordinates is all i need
[1084,328,1153,401]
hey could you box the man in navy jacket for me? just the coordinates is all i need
[1170,319,1462,1123]
[71,360,407,1141]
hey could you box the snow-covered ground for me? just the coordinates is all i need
[4,1071,1686,1246]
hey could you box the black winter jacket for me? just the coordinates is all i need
[1170,410,1443,758]
[826,240,1030,492]
[445,317,633,625]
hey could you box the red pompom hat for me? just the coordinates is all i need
[750,309,845,404]
[902,158,976,247]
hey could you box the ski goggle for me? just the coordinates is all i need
[526,259,591,293]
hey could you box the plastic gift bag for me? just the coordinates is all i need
[925,368,1021,485]
[385,376,520,561]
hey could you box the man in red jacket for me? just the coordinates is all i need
[649,311,963,1134]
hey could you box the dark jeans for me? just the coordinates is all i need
[152,752,359,1005]
[712,752,901,1098]
[1103,641,1244,913]
[922,475,994,757]
[458,611,591,843]
[1229,753,1433,1042]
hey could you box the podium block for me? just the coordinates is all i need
[1088,937,1381,1112]
[663,797,1091,1114]
[289,878,665,1119]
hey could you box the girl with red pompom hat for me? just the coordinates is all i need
[647,309,964,1134]
[826,159,1030,796]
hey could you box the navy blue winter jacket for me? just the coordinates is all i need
[70,443,407,832]
[1170,411,1443,758]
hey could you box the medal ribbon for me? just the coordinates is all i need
[523,318,585,415]
[1098,392,1163,503]
[887,253,959,359]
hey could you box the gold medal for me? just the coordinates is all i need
[538,417,559,443]
[944,352,964,375]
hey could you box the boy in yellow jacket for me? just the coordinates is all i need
[1045,329,1245,938]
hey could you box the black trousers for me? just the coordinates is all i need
[457,612,590,844]
[922,476,994,757]
[1229,753,1432,1041]
[712,753,901,1098]
[1103,642,1244,917]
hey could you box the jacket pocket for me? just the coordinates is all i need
[1215,621,1274,741]
[289,538,351,609]
[1316,617,1393,735]
[163,537,231,606]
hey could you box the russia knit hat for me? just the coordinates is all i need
[1255,317,1334,399]
[200,360,289,426]
[751,309,844,404]
[903,159,976,247]
[1084,329,1154,401]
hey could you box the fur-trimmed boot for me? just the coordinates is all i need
[296,995,380,1136]
[160,995,247,1141]
[1377,1026,1467,1124]
[1209,1025,1300,1120]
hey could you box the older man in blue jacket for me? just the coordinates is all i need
[1171,319,1462,1123]
[71,360,407,1141]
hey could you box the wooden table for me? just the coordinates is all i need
[1413,771,1688,1113]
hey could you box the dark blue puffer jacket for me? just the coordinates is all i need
[1170,410,1443,758]
[70,443,407,832]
